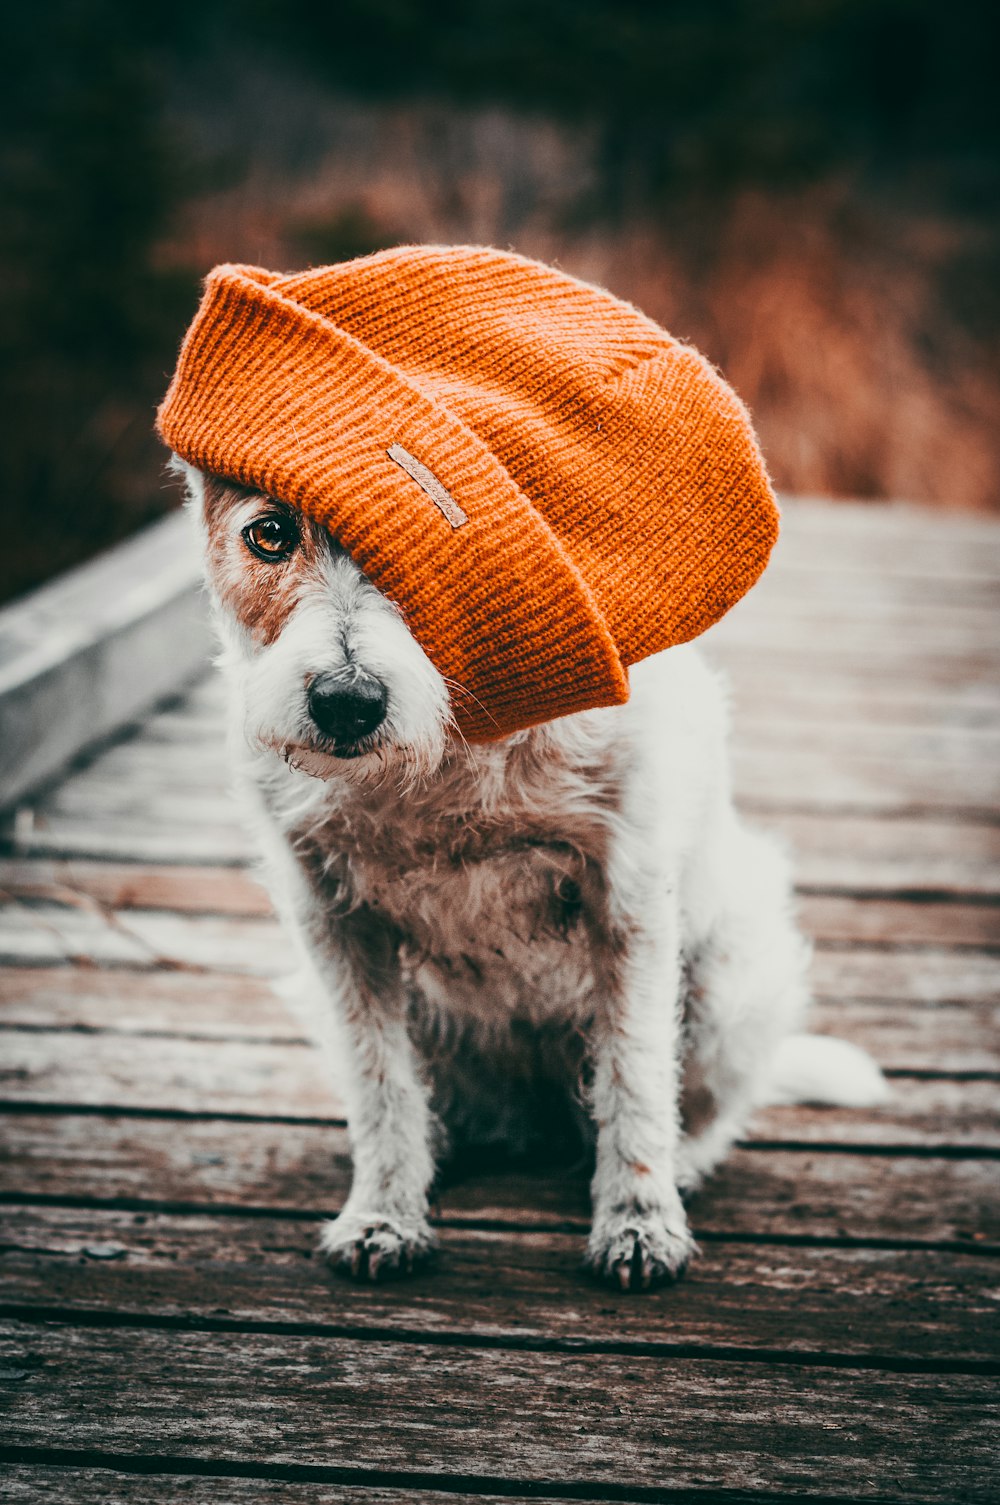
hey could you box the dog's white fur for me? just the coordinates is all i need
[179,459,887,1288]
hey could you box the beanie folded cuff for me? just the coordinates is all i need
[157,264,629,739]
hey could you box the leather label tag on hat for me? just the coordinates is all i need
[387,442,468,529]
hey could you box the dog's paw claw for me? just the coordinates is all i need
[587,1212,695,1292]
[320,1214,434,1282]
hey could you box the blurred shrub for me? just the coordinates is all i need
[290,205,407,265]
[241,0,999,204]
[1,2,202,597]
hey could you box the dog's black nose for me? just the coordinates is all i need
[307,671,388,745]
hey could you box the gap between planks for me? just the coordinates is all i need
[1,1449,984,1505]
[1,900,998,979]
[2,1026,997,1144]
[1,1303,995,1377]
[1,1204,998,1368]
[3,857,1000,926]
[2,1113,996,1247]
[0,1458,688,1505]
[4,1193,995,1259]
[1,1324,997,1504]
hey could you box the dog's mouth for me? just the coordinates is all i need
[314,733,378,762]
[276,733,386,779]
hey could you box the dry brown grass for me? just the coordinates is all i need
[160,73,999,513]
[605,188,1000,511]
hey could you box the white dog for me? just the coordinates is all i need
[179,460,887,1290]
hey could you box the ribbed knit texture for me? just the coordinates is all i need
[157,245,779,739]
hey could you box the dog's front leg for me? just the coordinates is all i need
[312,912,436,1281]
[586,884,695,1291]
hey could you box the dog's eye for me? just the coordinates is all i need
[243,515,299,562]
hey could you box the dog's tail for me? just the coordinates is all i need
[763,1033,890,1108]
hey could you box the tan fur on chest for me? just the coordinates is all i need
[300,818,598,1023]
[400,848,593,1023]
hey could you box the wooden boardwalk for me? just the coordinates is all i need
[1,500,998,1503]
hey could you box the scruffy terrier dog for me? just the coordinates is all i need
[179,460,886,1290]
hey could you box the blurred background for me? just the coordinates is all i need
[3,0,998,605]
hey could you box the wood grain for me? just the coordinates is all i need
[2,894,998,987]
[3,499,998,1505]
[2,1113,995,1246]
[761,811,1000,896]
[1,1322,996,1502]
[28,741,1000,816]
[10,805,1000,895]
[0,1470,584,1505]
[4,859,1000,942]
[1,1205,997,1366]
[1,1011,997,1137]
[2,967,997,1076]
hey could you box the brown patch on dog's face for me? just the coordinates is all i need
[201,473,334,647]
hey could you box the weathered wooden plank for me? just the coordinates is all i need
[30,740,1000,818]
[763,812,1000,896]
[0,512,210,811]
[0,1031,338,1117]
[715,645,1000,698]
[1,1206,997,1366]
[0,860,271,918]
[2,1006,997,1140]
[2,1113,995,1246]
[12,739,999,867]
[0,1469,571,1505]
[1,1322,996,1503]
[139,674,1000,749]
[118,706,967,778]
[3,966,996,1076]
[34,782,238,825]
[3,895,998,982]
[809,947,1000,1005]
[0,901,157,968]
[5,860,1000,946]
[0,967,295,1040]
[3,811,252,865]
[1,1032,997,1153]
[1,1031,996,1146]
[798,895,1000,948]
[9,808,1000,897]
[76,706,1000,776]
[733,747,1000,815]
[729,677,1000,732]
[727,567,1000,612]
[710,568,1000,637]
[739,720,1000,769]
[0,904,286,974]
[137,707,230,742]
[154,658,1000,724]
[767,498,1000,568]
[710,610,1000,664]
[15,704,1000,863]
[723,664,1000,728]
[745,555,1000,618]
[176,675,225,712]
[38,738,232,782]
[812,1002,1000,1075]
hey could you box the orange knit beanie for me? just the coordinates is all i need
[157,245,778,740]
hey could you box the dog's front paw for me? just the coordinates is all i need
[586,1205,696,1292]
[320,1211,435,1282]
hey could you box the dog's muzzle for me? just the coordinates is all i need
[307,670,388,753]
